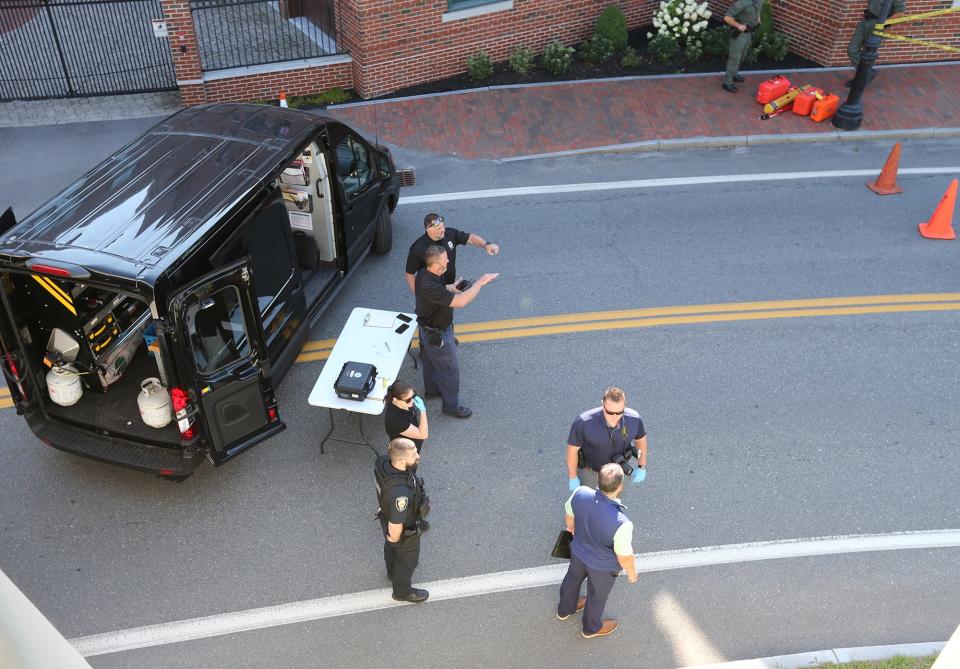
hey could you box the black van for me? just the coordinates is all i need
[0,103,409,477]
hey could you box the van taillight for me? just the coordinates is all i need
[267,406,278,422]
[170,387,196,440]
[30,263,72,277]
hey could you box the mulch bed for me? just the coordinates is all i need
[363,25,821,103]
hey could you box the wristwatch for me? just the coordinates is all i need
[483,241,494,248]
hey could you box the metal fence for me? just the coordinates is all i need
[0,0,177,101]
[190,0,342,71]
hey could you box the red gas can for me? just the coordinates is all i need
[756,75,791,104]
[810,94,841,122]
[792,87,823,116]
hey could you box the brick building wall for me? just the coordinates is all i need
[199,61,354,104]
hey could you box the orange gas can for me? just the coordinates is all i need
[810,93,840,122]
[756,75,791,104]
[792,87,823,116]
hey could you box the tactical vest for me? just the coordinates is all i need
[375,454,425,529]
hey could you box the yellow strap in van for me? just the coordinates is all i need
[31,275,76,315]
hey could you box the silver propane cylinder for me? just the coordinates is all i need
[137,377,172,428]
[46,365,83,407]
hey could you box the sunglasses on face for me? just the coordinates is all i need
[402,395,415,404]
[603,408,624,416]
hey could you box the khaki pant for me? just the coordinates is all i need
[724,30,752,86]
[848,18,878,66]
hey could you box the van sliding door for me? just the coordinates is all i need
[168,258,284,462]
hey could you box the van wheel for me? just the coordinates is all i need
[372,205,392,255]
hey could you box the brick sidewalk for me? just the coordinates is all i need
[331,63,960,160]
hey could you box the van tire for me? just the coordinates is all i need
[372,205,392,255]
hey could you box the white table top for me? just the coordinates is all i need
[307,307,417,415]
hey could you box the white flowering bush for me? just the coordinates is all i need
[648,0,711,49]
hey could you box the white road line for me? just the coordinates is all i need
[70,529,960,658]
[397,167,960,204]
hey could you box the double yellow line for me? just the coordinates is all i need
[3,292,959,411]
[296,292,960,364]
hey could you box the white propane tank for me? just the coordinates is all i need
[137,377,172,429]
[46,365,82,407]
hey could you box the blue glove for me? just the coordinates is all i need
[632,468,646,484]
[412,396,426,413]
[568,477,580,491]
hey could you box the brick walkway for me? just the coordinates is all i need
[331,63,960,160]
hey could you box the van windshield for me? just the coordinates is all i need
[187,285,251,373]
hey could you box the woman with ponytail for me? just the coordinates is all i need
[384,380,429,453]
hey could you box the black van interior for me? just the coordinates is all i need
[2,272,180,446]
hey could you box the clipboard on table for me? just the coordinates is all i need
[551,530,573,560]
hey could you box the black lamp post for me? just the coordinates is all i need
[833,0,894,131]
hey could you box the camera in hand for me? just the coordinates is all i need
[611,446,639,476]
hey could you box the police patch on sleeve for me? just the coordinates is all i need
[395,496,409,512]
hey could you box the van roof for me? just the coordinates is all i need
[0,103,331,283]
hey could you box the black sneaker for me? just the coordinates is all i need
[722,83,737,93]
[442,406,473,418]
[454,337,460,345]
[733,75,745,83]
[392,589,429,603]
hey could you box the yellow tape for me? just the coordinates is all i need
[873,6,960,53]
[873,30,960,53]
[877,6,960,28]
[31,275,77,315]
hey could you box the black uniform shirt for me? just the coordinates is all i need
[381,460,416,527]
[568,407,646,472]
[406,227,471,285]
[384,403,423,452]
[415,270,455,330]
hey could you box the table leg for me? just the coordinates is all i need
[356,412,379,456]
[407,347,419,370]
[320,407,336,454]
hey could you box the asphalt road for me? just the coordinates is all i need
[1,118,958,668]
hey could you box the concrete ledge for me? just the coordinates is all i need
[746,132,839,145]
[498,127,960,161]
[203,54,352,82]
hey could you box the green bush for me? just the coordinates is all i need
[741,43,762,65]
[287,87,352,108]
[754,0,774,43]
[761,30,790,61]
[542,40,575,76]
[620,46,642,68]
[594,4,629,52]
[508,46,536,76]
[466,51,493,80]
[578,34,614,65]
[648,33,679,64]
[684,39,704,63]
[701,26,730,59]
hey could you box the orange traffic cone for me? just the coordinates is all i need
[866,142,903,195]
[918,179,957,240]
[278,90,288,108]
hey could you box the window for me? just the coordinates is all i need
[187,286,252,374]
[335,135,373,196]
[446,0,511,13]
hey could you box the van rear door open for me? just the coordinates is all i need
[168,258,284,462]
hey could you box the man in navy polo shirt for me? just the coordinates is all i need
[557,463,638,638]
[566,387,648,492]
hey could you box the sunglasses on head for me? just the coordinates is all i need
[428,218,444,228]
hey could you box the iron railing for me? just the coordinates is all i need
[0,0,177,101]
[190,0,343,71]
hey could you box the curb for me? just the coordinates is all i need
[496,127,960,162]
[678,641,944,669]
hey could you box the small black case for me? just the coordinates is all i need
[334,361,377,401]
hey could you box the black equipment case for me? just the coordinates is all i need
[334,361,377,400]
